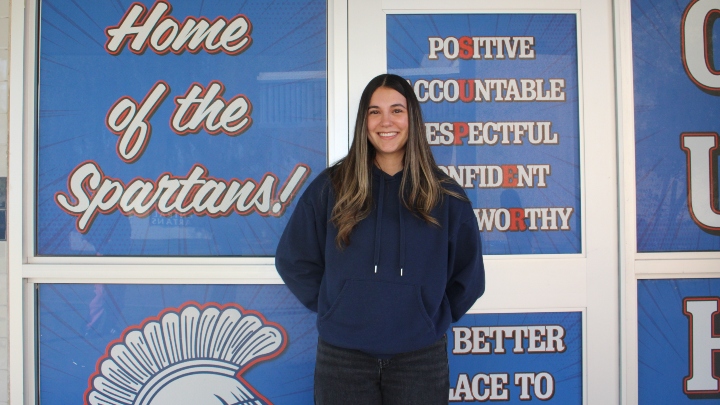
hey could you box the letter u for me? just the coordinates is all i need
[682,132,720,230]
[457,79,475,102]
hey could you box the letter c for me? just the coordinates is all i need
[682,0,720,91]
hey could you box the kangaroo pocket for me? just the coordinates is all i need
[318,279,436,354]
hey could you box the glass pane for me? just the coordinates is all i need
[449,312,582,402]
[36,0,328,256]
[638,279,720,402]
[632,0,720,252]
[37,284,317,404]
[387,14,582,255]
[38,284,582,404]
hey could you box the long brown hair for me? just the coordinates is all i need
[330,73,464,248]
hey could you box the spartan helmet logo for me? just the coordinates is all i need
[84,302,287,405]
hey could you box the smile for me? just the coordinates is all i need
[377,132,398,138]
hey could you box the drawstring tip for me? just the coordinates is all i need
[400,268,403,276]
[374,265,378,274]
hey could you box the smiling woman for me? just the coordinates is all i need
[275,73,485,405]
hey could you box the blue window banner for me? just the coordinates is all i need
[632,0,720,252]
[39,284,582,404]
[638,278,720,404]
[448,312,582,403]
[386,14,581,255]
[36,0,327,256]
[37,284,317,405]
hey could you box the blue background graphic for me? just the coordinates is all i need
[38,284,581,404]
[387,14,581,255]
[638,278,720,404]
[38,284,318,405]
[449,312,583,403]
[632,0,720,252]
[37,0,327,256]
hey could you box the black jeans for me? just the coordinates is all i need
[314,335,450,405]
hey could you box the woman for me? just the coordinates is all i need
[276,73,485,404]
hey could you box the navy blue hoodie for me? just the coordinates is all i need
[275,165,485,357]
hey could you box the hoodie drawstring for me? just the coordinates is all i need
[373,174,384,274]
[373,170,405,277]
[399,199,405,276]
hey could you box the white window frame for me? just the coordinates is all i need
[347,1,617,403]
[7,0,349,403]
[6,0,629,404]
[614,0,720,404]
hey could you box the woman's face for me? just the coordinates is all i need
[366,87,409,168]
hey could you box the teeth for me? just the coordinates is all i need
[378,132,397,137]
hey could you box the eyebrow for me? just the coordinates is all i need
[368,103,407,109]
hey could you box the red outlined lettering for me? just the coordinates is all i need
[413,78,565,103]
[427,121,557,146]
[683,297,720,396]
[106,81,170,163]
[451,325,567,355]
[105,1,253,56]
[427,35,536,60]
[681,0,720,92]
[474,207,573,232]
[55,161,310,233]
[439,164,551,188]
[171,81,253,136]
[681,133,720,232]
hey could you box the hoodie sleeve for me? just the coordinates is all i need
[275,195,327,313]
[446,214,485,323]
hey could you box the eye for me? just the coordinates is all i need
[368,109,380,115]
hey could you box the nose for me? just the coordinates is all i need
[380,112,392,126]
